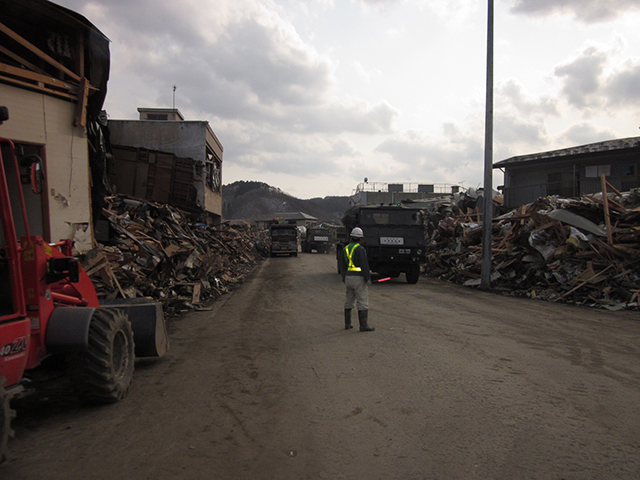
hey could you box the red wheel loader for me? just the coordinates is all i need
[0,107,168,462]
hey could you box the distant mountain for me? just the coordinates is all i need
[222,181,350,224]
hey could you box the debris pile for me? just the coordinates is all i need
[82,196,269,315]
[424,187,640,311]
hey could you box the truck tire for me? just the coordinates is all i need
[69,308,135,404]
[406,265,420,284]
[0,377,18,464]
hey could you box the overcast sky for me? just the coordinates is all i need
[56,0,640,199]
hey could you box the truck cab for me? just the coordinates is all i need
[269,222,299,257]
[338,205,426,283]
[302,227,335,254]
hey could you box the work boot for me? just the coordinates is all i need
[358,310,375,332]
[344,309,353,330]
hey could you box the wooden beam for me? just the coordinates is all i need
[604,179,622,197]
[601,173,614,245]
[0,62,77,92]
[74,77,90,127]
[0,73,77,100]
[76,31,85,81]
[531,221,558,233]
[0,45,45,74]
[554,264,614,301]
[0,20,81,82]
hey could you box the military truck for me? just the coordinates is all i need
[302,227,335,254]
[337,205,426,283]
[269,222,299,257]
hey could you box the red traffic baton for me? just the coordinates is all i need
[375,277,391,283]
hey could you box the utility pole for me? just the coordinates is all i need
[172,85,177,110]
[480,0,494,289]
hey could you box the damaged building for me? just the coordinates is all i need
[0,0,111,252]
[496,137,640,209]
[107,107,224,224]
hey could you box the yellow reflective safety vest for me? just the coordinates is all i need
[345,243,362,272]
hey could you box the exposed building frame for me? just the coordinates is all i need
[0,0,111,252]
[108,108,224,224]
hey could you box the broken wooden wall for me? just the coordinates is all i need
[109,146,198,213]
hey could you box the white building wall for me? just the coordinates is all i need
[0,83,93,252]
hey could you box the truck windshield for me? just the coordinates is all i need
[272,228,297,237]
[360,210,422,226]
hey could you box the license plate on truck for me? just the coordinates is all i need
[380,237,404,245]
[314,236,329,241]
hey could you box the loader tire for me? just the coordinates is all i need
[69,308,135,404]
[0,377,19,464]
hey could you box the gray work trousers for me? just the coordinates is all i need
[344,275,368,311]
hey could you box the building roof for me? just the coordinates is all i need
[255,212,317,222]
[138,107,185,120]
[494,136,640,168]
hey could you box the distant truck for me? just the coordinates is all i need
[270,222,299,257]
[302,227,335,254]
[337,205,426,283]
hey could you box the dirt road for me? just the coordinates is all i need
[5,252,640,479]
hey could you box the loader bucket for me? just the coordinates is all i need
[99,299,169,357]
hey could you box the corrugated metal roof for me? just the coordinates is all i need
[494,136,640,168]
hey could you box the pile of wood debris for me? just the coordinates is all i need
[424,184,640,311]
[81,195,270,315]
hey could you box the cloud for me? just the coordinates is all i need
[51,0,640,199]
[560,123,618,146]
[510,0,640,23]
[373,125,483,183]
[604,62,640,108]
[495,114,548,147]
[73,0,400,137]
[352,0,406,8]
[111,8,333,112]
[294,101,398,134]
[497,80,559,117]
[481,79,557,152]
[554,46,608,110]
[212,20,330,107]
[352,60,375,83]
[552,43,640,114]
[222,127,344,177]
[331,139,360,157]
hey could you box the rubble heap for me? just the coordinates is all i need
[81,196,270,315]
[424,187,640,311]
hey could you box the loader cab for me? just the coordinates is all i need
[0,246,13,316]
[0,141,47,242]
[0,139,29,319]
[0,137,45,319]
[0,107,48,317]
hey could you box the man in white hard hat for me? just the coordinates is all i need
[338,227,375,332]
